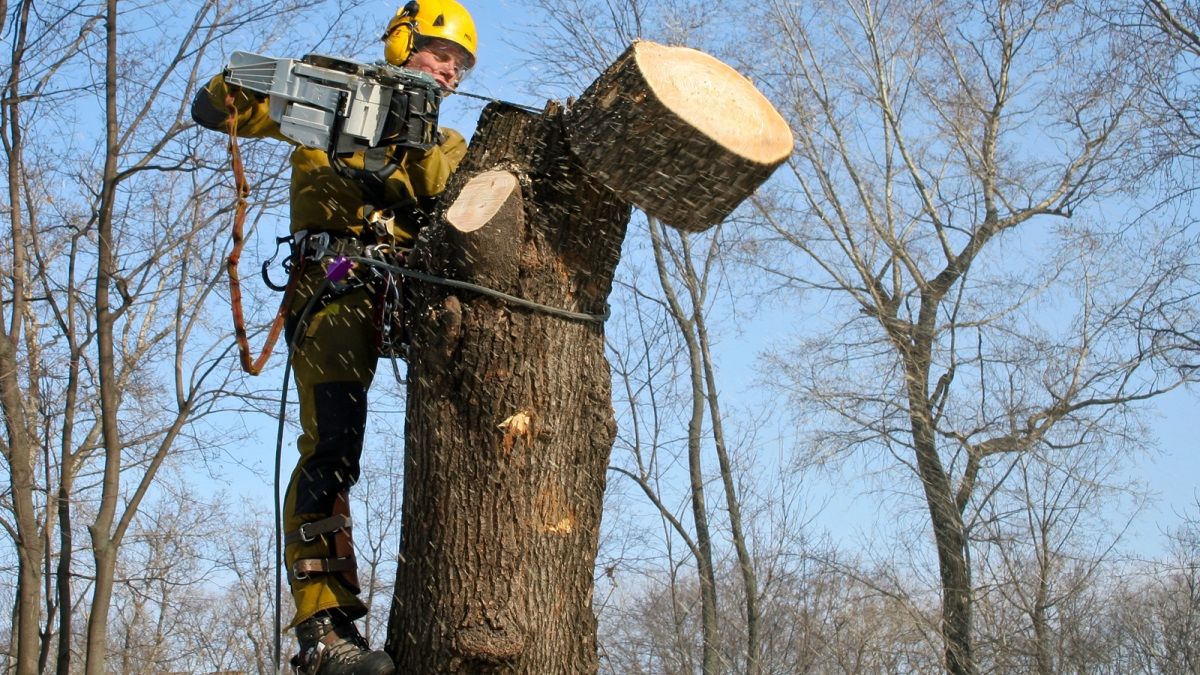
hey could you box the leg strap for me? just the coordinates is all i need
[285,514,352,546]
[287,491,361,593]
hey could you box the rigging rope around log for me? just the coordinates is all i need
[224,93,301,375]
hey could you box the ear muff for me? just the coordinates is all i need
[382,2,420,65]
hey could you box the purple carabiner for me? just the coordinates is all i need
[325,256,353,282]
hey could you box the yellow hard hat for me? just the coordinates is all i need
[383,0,477,69]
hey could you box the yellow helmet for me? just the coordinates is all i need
[383,0,477,69]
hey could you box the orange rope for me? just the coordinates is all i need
[225,93,298,375]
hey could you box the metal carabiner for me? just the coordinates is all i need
[261,234,297,291]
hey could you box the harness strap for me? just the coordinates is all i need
[284,514,352,546]
[292,557,358,580]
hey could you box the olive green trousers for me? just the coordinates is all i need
[284,265,378,628]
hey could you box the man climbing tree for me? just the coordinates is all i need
[190,1,479,672]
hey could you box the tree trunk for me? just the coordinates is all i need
[647,220,720,674]
[55,472,76,675]
[1,0,44,672]
[1032,528,1054,675]
[386,103,630,673]
[85,0,123,671]
[906,363,974,675]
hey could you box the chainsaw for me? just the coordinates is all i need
[223,51,444,160]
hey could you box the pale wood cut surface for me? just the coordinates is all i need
[635,41,792,164]
[445,169,520,233]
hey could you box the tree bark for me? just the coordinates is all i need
[647,219,720,674]
[906,359,975,675]
[387,102,630,673]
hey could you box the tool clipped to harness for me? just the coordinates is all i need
[290,255,359,350]
[261,234,300,292]
[325,255,354,284]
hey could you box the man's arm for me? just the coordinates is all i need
[406,128,469,197]
[190,73,288,140]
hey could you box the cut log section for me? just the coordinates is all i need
[568,40,794,232]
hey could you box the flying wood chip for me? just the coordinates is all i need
[567,40,794,232]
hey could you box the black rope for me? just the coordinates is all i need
[272,355,291,674]
[346,255,610,324]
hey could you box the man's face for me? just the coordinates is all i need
[405,39,471,91]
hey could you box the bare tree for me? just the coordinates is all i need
[198,498,289,674]
[1138,0,1200,176]
[745,0,1192,672]
[0,0,337,671]
[970,441,1144,674]
[1099,1,1200,384]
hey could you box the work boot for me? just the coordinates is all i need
[291,612,395,675]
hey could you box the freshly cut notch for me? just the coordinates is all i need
[567,40,794,232]
[445,170,521,233]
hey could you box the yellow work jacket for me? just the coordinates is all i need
[202,73,468,245]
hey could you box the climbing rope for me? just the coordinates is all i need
[272,356,290,674]
[345,255,610,324]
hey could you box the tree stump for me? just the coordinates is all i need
[567,40,793,232]
[386,102,630,673]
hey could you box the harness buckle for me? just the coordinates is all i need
[366,206,404,246]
